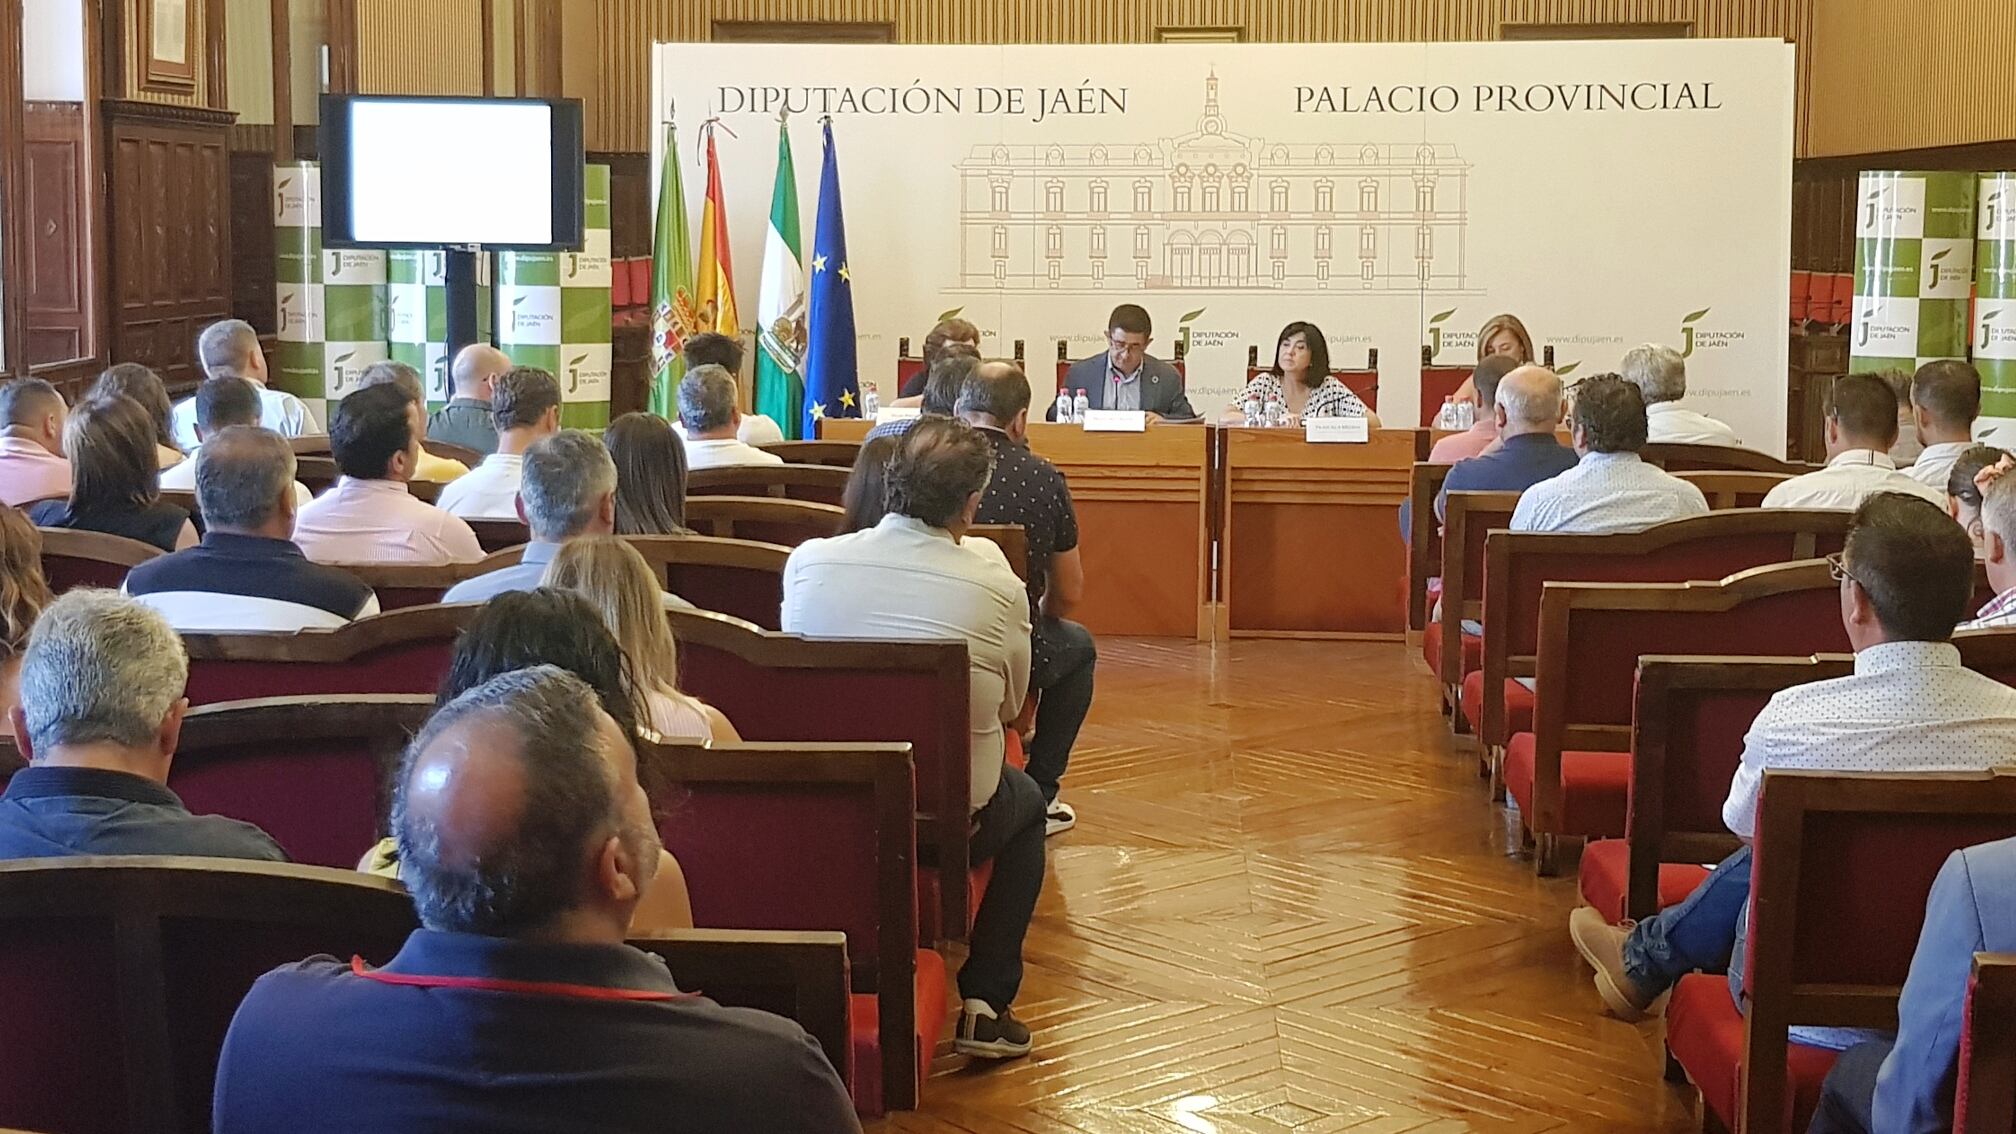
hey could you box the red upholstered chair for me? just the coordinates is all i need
[0,857,415,1134]
[683,495,844,547]
[1674,470,1792,509]
[895,349,927,395]
[1640,442,1807,474]
[1419,363,1474,429]
[645,740,931,1115]
[667,608,974,946]
[756,441,862,468]
[1474,511,1852,799]
[1430,490,1519,743]
[1512,559,1847,874]
[36,527,160,593]
[472,534,789,630]
[1957,953,2016,1134]
[1404,462,1454,634]
[1666,769,2016,1134]
[181,603,478,706]
[687,463,850,507]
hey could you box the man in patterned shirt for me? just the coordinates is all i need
[1507,373,1709,534]
[1965,461,2016,629]
[1570,493,2016,1021]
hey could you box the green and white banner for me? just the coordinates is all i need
[389,250,493,411]
[274,161,387,425]
[1851,170,1976,374]
[496,164,612,429]
[1977,173,2016,424]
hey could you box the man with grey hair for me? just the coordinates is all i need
[169,318,320,449]
[426,343,511,456]
[1433,365,1579,522]
[679,364,783,470]
[212,666,857,1132]
[124,427,377,631]
[437,366,563,519]
[441,429,641,603]
[0,589,287,860]
[1622,343,1741,447]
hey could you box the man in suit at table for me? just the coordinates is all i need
[1046,304,1199,422]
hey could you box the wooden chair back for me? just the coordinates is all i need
[688,463,850,507]
[969,523,1028,582]
[286,435,331,456]
[684,495,843,546]
[894,352,927,393]
[1434,490,1521,691]
[36,527,160,593]
[1959,953,2016,1134]
[1674,469,1792,509]
[420,438,481,467]
[0,857,416,1134]
[758,440,862,468]
[343,562,484,611]
[1641,442,1807,473]
[293,456,339,496]
[627,535,789,629]
[181,603,477,706]
[405,478,443,505]
[464,518,531,553]
[645,740,916,1112]
[666,607,972,945]
[1405,462,1454,632]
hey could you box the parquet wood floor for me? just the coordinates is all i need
[871,637,1700,1134]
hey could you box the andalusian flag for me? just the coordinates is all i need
[648,118,696,419]
[697,125,740,338]
[755,124,806,438]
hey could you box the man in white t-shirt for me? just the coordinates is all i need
[436,367,561,520]
[160,376,311,507]
[679,366,785,471]
[169,319,319,450]
[1902,359,1982,492]
[679,332,785,446]
[1622,343,1742,448]
[1764,373,1945,510]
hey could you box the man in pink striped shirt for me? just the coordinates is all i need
[0,380,72,508]
[292,383,483,567]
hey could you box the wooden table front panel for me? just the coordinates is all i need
[1222,428,1415,638]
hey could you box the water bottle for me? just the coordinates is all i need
[861,383,880,420]
[1243,394,1262,428]
[1263,395,1284,428]
[1055,390,1074,423]
[1436,396,1457,430]
[1072,389,1090,423]
[1455,399,1475,429]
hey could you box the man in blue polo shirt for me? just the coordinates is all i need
[125,426,377,631]
[0,590,286,861]
[212,666,858,1133]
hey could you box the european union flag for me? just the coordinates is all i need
[802,118,859,439]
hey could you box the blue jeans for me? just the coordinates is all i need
[1621,846,1752,995]
[1027,619,1096,804]
[1807,1039,1888,1134]
[960,765,1046,1011]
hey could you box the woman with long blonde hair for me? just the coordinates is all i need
[0,507,55,719]
[543,536,740,744]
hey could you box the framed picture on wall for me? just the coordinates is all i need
[140,0,197,93]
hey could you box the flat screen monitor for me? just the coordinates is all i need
[320,94,585,251]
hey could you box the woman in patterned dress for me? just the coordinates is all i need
[1223,321,1380,426]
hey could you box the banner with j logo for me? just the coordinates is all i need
[495,163,615,429]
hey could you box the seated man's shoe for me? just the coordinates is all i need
[1569,906,1669,1022]
[1044,798,1077,837]
[954,998,1033,1059]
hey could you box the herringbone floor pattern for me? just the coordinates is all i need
[872,637,1699,1133]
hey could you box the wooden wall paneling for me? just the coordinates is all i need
[354,0,484,94]
[113,0,211,108]
[326,0,359,94]
[22,103,92,365]
[1806,0,2016,157]
[229,124,281,335]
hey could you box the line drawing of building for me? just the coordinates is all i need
[953,71,1472,295]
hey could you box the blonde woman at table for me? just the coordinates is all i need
[1221,321,1380,427]
[1451,312,1535,405]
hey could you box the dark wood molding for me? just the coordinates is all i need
[324,0,358,94]
[0,0,26,378]
[102,98,236,127]
[481,0,496,95]
[206,0,228,106]
[271,0,292,162]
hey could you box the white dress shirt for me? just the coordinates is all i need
[1761,449,1946,511]
[1902,440,1973,492]
[434,453,525,519]
[673,415,785,446]
[292,477,485,565]
[686,437,786,471]
[1508,451,1709,534]
[1721,640,2016,838]
[782,514,1031,811]
[1645,401,1743,447]
[170,385,320,451]
[159,451,312,508]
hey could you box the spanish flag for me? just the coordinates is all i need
[697,124,739,338]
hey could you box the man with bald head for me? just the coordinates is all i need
[213,667,860,1133]
[168,318,319,449]
[1433,365,1579,522]
[427,343,511,456]
[0,378,71,506]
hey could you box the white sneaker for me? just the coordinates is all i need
[1044,798,1076,837]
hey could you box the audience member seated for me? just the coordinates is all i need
[838,435,900,535]
[293,383,483,566]
[604,411,691,535]
[897,316,981,401]
[0,590,286,860]
[90,362,184,469]
[357,361,470,482]
[1508,373,1708,533]
[1904,359,1982,491]
[1884,369,1924,467]
[443,430,654,603]
[867,345,978,440]
[679,365,786,470]
[1569,494,2016,1024]
[1808,835,2016,1134]
[30,396,197,553]
[959,360,1094,836]
[159,376,312,506]
[1943,444,2007,555]
[438,366,563,520]
[783,417,1044,1059]
[1763,372,1944,510]
[426,343,511,456]
[683,332,785,445]
[170,319,318,449]
[0,378,71,508]
[359,588,693,933]
[214,666,857,1133]
[543,536,739,744]
[0,508,51,719]
[1428,355,1520,462]
[123,427,377,631]
[1432,365,1578,523]
[1624,343,1741,446]
[1962,464,2016,629]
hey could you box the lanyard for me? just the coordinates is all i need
[349,955,700,1003]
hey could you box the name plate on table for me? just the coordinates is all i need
[1082,409,1147,432]
[874,406,920,423]
[1305,417,1370,443]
